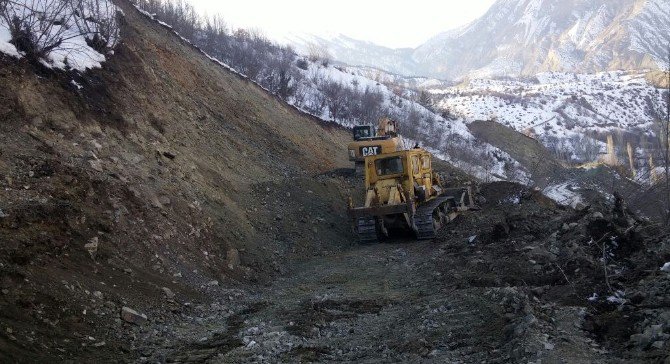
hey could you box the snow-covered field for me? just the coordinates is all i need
[0,0,120,71]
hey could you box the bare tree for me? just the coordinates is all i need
[305,41,330,66]
[356,86,384,122]
[571,134,601,163]
[320,80,346,121]
[265,47,298,99]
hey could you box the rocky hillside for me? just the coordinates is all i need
[0,0,355,361]
[292,0,670,79]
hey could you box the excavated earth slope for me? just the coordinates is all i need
[0,1,354,361]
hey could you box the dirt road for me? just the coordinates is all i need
[150,240,517,363]
[142,203,626,363]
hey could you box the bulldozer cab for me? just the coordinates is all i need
[364,149,439,204]
[353,125,376,141]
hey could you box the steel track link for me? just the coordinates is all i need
[414,195,455,240]
[355,216,379,243]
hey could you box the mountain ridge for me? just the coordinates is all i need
[289,0,669,79]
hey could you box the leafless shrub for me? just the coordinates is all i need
[1,0,76,61]
[71,0,120,53]
[1,0,120,66]
[305,41,330,66]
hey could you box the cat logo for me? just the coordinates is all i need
[360,146,381,157]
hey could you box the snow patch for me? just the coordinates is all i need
[606,291,627,305]
[543,183,583,208]
[0,26,20,58]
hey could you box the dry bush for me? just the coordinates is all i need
[1,0,119,64]
[71,0,120,53]
[1,0,75,61]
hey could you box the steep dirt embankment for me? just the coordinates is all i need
[0,1,354,361]
[468,120,566,186]
[468,120,665,220]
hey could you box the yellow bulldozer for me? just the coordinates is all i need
[348,118,402,175]
[348,148,473,243]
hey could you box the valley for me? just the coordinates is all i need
[0,0,668,363]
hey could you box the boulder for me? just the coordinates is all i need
[161,287,175,300]
[84,237,99,259]
[227,248,241,270]
[120,307,147,325]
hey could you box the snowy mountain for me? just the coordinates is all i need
[286,33,421,76]
[431,71,663,139]
[290,0,670,79]
[415,0,670,79]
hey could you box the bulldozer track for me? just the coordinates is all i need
[163,245,524,363]
[355,217,378,243]
[355,194,458,242]
[415,195,455,240]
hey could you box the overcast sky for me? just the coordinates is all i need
[188,0,497,48]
